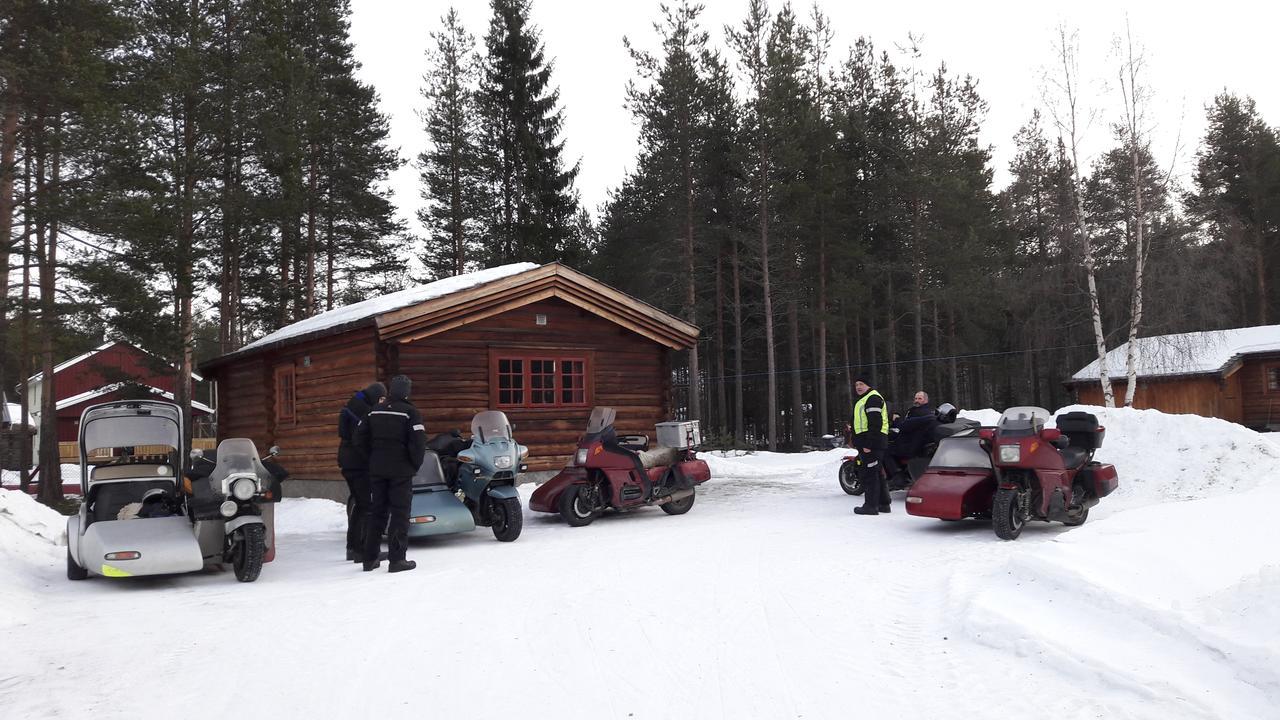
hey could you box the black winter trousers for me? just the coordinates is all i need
[342,468,370,553]
[364,474,412,563]
[858,448,892,509]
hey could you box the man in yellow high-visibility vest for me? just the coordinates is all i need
[851,372,891,516]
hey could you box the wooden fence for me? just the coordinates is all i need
[58,438,217,463]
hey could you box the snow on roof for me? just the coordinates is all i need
[1071,325,1280,381]
[236,263,539,354]
[26,340,204,384]
[54,383,214,415]
[5,403,34,427]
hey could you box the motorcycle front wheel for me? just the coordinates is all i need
[231,524,266,582]
[839,462,863,496]
[488,496,523,542]
[558,483,602,527]
[992,487,1027,541]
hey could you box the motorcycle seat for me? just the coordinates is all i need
[637,447,679,469]
[1059,446,1090,470]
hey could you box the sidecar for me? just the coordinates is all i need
[66,401,204,580]
[903,430,996,521]
[406,450,479,538]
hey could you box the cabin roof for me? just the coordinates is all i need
[1069,324,1280,382]
[204,263,699,370]
[26,340,205,384]
[53,383,215,415]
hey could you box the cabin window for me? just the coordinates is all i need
[275,365,296,425]
[1266,365,1280,393]
[491,352,590,409]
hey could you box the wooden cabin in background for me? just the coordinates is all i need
[1066,325,1280,430]
[200,263,699,498]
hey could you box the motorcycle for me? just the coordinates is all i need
[838,403,977,495]
[185,438,287,582]
[66,400,283,583]
[421,410,527,542]
[529,407,711,527]
[905,407,1119,540]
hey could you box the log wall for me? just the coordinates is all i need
[1239,354,1280,428]
[397,298,670,471]
[1073,374,1244,424]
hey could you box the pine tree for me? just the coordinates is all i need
[419,8,486,280]
[478,0,579,266]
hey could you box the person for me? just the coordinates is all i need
[356,374,426,573]
[851,372,891,516]
[884,390,938,486]
[337,381,386,562]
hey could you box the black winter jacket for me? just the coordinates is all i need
[337,392,379,471]
[356,396,428,478]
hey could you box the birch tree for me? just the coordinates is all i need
[1045,26,1114,407]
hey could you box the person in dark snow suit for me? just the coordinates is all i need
[850,372,891,516]
[885,390,937,481]
[356,374,426,573]
[337,381,386,562]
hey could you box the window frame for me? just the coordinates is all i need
[489,348,592,410]
[1265,364,1280,394]
[274,364,296,427]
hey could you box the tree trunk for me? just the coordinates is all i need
[37,115,62,506]
[0,104,16,397]
[714,248,728,436]
[19,133,33,492]
[886,275,899,404]
[305,144,317,316]
[912,198,925,392]
[732,236,744,445]
[683,135,700,423]
[1122,142,1147,407]
[816,239,828,437]
[759,138,777,451]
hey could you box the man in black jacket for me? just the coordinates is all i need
[850,372,892,516]
[337,381,385,562]
[356,374,425,573]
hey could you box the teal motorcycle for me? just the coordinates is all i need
[347,410,528,543]
[410,410,528,542]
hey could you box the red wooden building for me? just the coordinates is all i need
[200,263,699,496]
[25,340,212,443]
[1066,324,1280,429]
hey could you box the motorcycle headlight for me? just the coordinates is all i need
[231,477,256,501]
[219,500,238,518]
[999,445,1021,464]
[494,456,513,469]
[575,448,589,466]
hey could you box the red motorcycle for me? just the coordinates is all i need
[530,407,711,527]
[906,407,1119,540]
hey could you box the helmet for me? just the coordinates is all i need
[936,403,959,424]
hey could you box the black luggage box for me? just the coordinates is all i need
[1056,411,1105,449]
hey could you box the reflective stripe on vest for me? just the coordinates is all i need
[853,390,889,436]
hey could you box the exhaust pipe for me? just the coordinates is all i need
[653,487,694,505]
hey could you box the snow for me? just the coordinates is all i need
[236,262,539,353]
[2,406,1278,719]
[4,402,34,427]
[1071,323,1280,380]
[53,382,215,414]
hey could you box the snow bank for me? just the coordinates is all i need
[0,488,67,546]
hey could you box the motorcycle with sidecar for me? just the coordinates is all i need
[66,400,284,582]
[905,406,1119,539]
[530,407,711,526]
[350,410,528,543]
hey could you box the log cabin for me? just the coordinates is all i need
[199,263,699,498]
[1066,324,1280,429]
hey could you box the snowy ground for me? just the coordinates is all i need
[2,406,1278,720]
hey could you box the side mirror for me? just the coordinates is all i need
[189,448,204,461]
[978,428,995,442]
[267,445,281,458]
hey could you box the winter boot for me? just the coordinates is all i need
[362,559,381,572]
[878,503,892,513]
[388,559,417,573]
[854,505,879,515]
[346,548,359,562]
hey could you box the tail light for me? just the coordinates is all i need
[104,551,141,561]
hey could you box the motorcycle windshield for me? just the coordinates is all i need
[928,436,992,470]
[471,411,512,444]
[210,438,265,484]
[586,407,616,434]
[997,406,1051,437]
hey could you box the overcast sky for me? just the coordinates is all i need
[348,0,1280,241]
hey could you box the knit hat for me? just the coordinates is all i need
[852,369,872,386]
[389,375,412,401]
[362,382,387,404]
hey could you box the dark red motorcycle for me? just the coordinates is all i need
[906,407,1119,540]
[530,407,711,527]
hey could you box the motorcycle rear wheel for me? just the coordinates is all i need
[660,488,696,515]
[488,496,523,542]
[839,462,863,496]
[232,524,266,582]
[558,484,601,527]
[992,487,1027,541]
